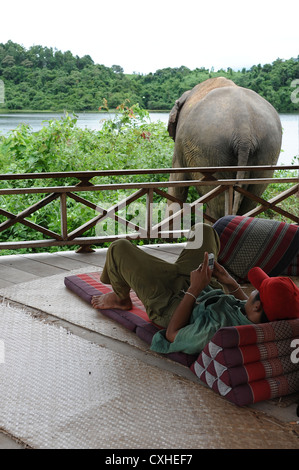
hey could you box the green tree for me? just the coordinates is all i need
[0,40,298,112]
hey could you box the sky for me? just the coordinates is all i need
[0,0,298,74]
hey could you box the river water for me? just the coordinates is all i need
[0,112,298,166]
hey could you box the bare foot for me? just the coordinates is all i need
[91,292,133,310]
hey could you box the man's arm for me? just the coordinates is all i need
[166,252,212,343]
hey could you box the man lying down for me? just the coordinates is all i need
[91,223,299,356]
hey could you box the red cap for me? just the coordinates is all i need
[248,267,299,322]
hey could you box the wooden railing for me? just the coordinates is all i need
[0,165,298,251]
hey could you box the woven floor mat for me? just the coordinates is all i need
[0,303,298,449]
[0,268,148,351]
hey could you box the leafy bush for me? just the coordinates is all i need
[1,41,298,112]
[0,103,174,252]
[258,159,299,222]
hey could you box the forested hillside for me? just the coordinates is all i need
[0,40,298,112]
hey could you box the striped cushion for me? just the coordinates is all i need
[213,216,299,281]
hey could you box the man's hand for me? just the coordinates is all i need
[213,260,248,300]
[166,252,212,343]
[189,252,212,297]
[212,260,234,286]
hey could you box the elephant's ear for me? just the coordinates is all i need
[167,90,191,140]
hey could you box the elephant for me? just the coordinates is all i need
[167,77,282,221]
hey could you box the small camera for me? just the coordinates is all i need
[208,253,214,270]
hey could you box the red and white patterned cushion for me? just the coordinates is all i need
[190,321,299,406]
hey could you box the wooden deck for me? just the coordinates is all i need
[0,243,185,289]
[1,243,298,289]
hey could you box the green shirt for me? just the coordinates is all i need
[150,286,253,355]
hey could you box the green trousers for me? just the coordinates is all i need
[100,223,222,328]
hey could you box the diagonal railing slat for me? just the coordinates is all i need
[67,189,149,240]
[0,206,64,240]
[239,184,299,221]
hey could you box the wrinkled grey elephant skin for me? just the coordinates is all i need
[167,77,282,221]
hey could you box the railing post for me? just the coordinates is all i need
[225,185,234,215]
[146,189,153,238]
[60,193,68,239]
